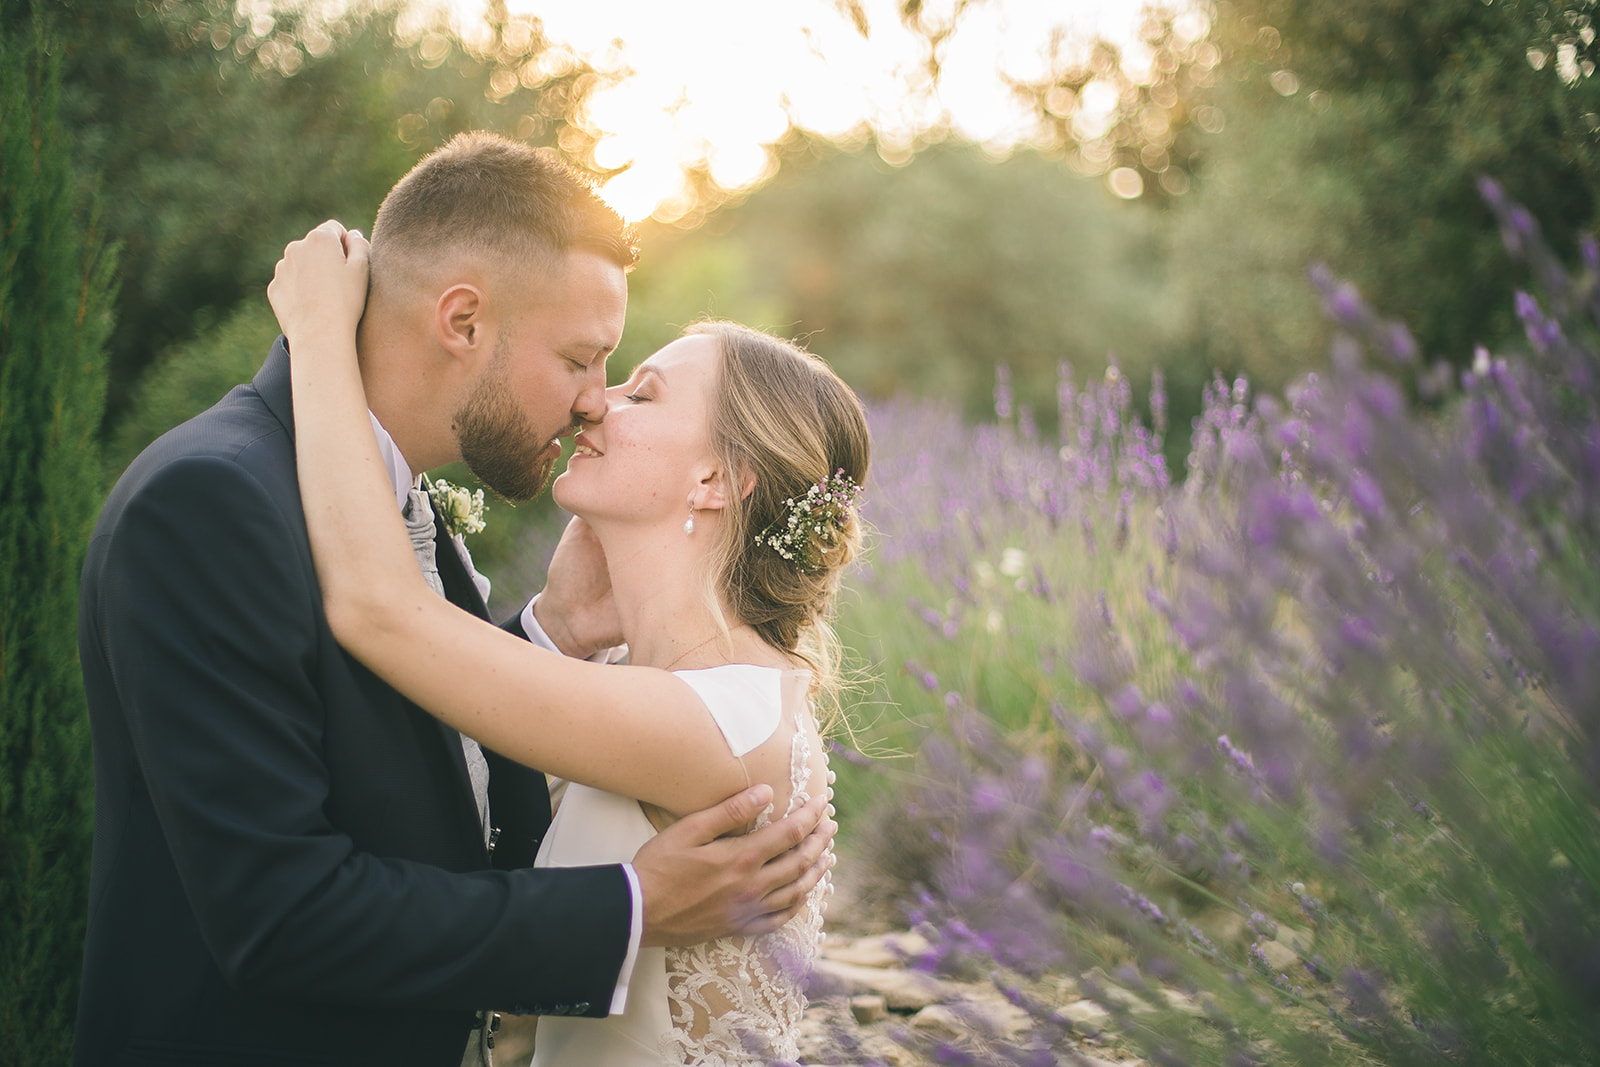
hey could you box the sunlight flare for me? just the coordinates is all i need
[423,0,1198,220]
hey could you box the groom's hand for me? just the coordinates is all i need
[633,786,836,947]
[534,516,623,658]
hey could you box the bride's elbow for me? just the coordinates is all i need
[319,579,392,648]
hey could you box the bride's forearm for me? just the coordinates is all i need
[288,332,428,639]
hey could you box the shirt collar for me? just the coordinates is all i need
[368,412,418,512]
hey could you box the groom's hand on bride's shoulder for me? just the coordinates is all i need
[634,785,836,947]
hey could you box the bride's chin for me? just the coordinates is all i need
[550,475,597,520]
[550,470,575,507]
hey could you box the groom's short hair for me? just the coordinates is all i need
[369,131,638,297]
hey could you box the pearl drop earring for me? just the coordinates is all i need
[684,503,696,536]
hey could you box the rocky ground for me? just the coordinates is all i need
[801,858,1349,1067]
[796,866,1169,1067]
[798,926,1159,1067]
[496,865,1242,1065]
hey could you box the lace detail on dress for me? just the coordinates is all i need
[659,706,829,1065]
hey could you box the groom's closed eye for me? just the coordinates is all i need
[560,347,604,372]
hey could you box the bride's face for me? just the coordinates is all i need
[552,334,720,529]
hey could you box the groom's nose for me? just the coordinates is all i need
[573,364,609,424]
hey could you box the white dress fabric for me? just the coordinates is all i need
[531,665,829,1067]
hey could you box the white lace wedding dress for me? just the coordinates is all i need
[531,665,829,1066]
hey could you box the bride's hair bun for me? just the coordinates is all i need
[687,321,871,717]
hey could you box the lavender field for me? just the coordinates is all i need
[829,187,1600,1065]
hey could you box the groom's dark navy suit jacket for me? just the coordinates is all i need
[75,340,631,1065]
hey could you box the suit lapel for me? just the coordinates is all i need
[434,515,553,867]
[419,512,496,852]
[431,514,491,622]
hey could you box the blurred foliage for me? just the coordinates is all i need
[104,300,280,475]
[830,190,1600,1066]
[1009,5,1218,202]
[0,2,116,1058]
[1165,0,1600,390]
[621,137,1185,428]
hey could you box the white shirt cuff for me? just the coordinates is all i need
[519,595,627,663]
[610,864,645,1014]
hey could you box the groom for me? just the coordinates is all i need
[74,133,831,1066]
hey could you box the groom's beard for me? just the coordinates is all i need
[455,343,568,503]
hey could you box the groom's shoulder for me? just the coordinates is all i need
[101,379,297,532]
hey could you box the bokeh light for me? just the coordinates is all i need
[416,0,1199,220]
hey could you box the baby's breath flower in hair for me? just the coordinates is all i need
[755,469,862,571]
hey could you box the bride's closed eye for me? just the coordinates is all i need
[623,391,652,403]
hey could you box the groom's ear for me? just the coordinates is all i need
[434,284,488,367]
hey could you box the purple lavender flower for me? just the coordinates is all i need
[838,187,1600,1066]
[993,363,1013,422]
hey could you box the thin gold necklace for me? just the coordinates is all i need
[662,634,722,671]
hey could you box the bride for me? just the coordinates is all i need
[269,223,870,1065]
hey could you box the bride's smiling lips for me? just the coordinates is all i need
[571,432,604,459]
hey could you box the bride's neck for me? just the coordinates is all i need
[599,525,771,670]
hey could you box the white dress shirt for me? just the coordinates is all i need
[367,413,643,1014]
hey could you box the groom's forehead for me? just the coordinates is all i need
[521,249,627,309]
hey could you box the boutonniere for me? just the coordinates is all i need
[425,475,488,537]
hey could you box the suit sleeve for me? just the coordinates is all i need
[96,455,628,1015]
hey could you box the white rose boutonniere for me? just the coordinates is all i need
[425,476,487,537]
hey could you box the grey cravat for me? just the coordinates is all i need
[404,486,491,847]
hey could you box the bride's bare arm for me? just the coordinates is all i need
[267,222,747,815]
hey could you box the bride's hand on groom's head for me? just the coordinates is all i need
[268,219,371,349]
[634,786,836,948]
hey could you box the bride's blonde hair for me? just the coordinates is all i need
[689,321,870,726]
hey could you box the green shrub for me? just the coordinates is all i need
[0,5,116,1059]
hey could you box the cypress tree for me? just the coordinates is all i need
[0,2,116,1059]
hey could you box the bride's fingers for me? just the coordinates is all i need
[343,229,370,267]
[280,226,367,288]
[279,220,343,264]
[268,222,370,343]
[281,221,350,264]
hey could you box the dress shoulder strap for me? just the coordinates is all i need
[672,665,808,757]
